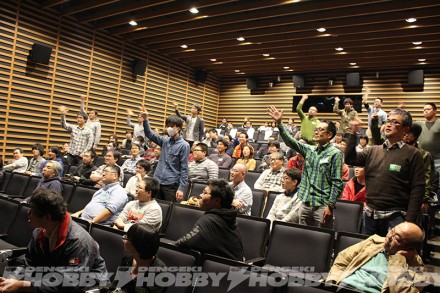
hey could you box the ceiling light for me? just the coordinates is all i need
[418,58,426,62]
[412,41,422,45]
[129,20,138,26]
[262,54,270,57]
[180,44,188,49]
[238,72,245,75]
[350,62,357,66]
[283,66,289,69]
[335,47,344,51]
[189,7,199,14]
[237,37,245,41]
[406,18,417,23]
[317,27,326,32]
[210,58,217,62]
[234,69,240,72]
[287,69,294,72]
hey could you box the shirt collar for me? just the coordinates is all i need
[383,140,405,150]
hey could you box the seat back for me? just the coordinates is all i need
[90,224,125,275]
[334,231,369,257]
[163,204,204,241]
[236,215,270,260]
[68,185,99,213]
[0,196,20,234]
[2,173,31,197]
[266,222,334,272]
[251,189,266,217]
[189,181,208,198]
[95,156,105,167]
[0,171,13,190]
[208,147,216,156]
[218,168,230,180]
[334,200,363,233]
[156,199,172,232]
[68,165,78,176]
[6,203,34,247]
[244,171,261,189]
[262,191,281,219]
[22,176,42,198]
[61,181,76,203]
[123,172,134,187]
[72,216,91,232]
[254,159,262,170]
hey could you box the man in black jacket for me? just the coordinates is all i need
[175,178,244,261]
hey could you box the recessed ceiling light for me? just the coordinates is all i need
[234,69,240,72]
[180,44,188,49]
[283,66,289,69]
[335,47,344,51]
[317,27,326,32]
[406,18,417,23]
[238,72,245,75]
[262,54,270,57]
[210,58,217,62]
[129,20,138,26]
[350,62,357,66]
[287,69,294,72]
[412,41,422,45]
[189,7,199,14]
[237,37,245,41]
[418,58,426,62]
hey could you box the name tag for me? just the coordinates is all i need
[319,158,329,164]
[389,164,401,172]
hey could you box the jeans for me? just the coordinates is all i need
[363,212,405,237]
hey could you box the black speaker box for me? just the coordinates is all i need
[132,59,147,75]
[346,72,361,87]
[246,77,258,90]
[195,70,208,83]
[292,75,305,88]
[29,43,52,64]
[408,69,424,85]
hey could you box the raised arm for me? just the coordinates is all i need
[333,97,342,115]
[296,94,308,120]
[79,95,89,120]
[126,109,135,128]
[59,105,72,132]
[174,102,187,121]
[345,118,368,166]
[362,86,370,109]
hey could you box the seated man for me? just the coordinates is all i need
[72,165,128,226]
[258,141,282,171]
[121,143,142,173]
[25,143,46,175]
[341,166,366,205]
[254,152,285,193]
[267,168,302,224]
[175,178,244,261]
[38,146,64,177]
[188,142,219,183]
[35,160,63,195]
[208,139,232,168]
[0,189,107,292]
[229,163,253,215]
[89,150,123,188]
[3,148,28,173]
[114,177,162,231]
[70,149,98,185]
[327,222,427,292]
[203,128,221,147]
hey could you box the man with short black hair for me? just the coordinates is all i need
[176,178,244,261]
[71,149,98,186]
[25,143,46,175]
[174,102,205,146]
[89,150,123,188]
[188,142,219,183]
[268,105,343,228]
[362,86,387,144]
[209,139,232,168]
[334,97,358,136]
[203,129,221,147]
[3,148,28,173]
[258,141,282,171]
[121,144,142,173]
[80,95,102,149]
[38,146,64,176]
[296,94,320,142]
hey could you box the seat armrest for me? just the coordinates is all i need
[246,257,266,266]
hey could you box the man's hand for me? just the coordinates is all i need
[267,105,283,124]
[173,102,178,109]
[322,206,333,223]
[0,278,30,292]
[363,86,370,94]
[232,199,244,209]
[300,94,308,103]
[176,190,184,202]
[71,211,81,218]
[24,171,32,176]
[139,106,148,119]
[80,95,86,102]
[349,117,363,135]
[58,105,68,115]
[334,96,340,103]
[126,109,134,116]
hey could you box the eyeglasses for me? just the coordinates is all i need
[314,127,328,133]
[193,149,203,152]
[385,120,402,126]
[270,158,282,162]
[122,234,128,241]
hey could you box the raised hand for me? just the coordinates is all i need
[58,105,68,115]
[80,95,86,102]
[335,96,340,103]
[139,105,148,119]
[267,105,284,124]
[126,109,134,116]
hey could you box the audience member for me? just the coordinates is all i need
[286,137,308,173]
[3,148,28,173]
[143,140,157,160]
[356,135,370,152]
[148,145,161,177]
[296,94,320,142]
[80,95,102,149]
[59,105,94,166]
[254,152,285,193]
[236,145,256,171]
[90,150,123,188]
[188,142,219,183]
[142,108,190,202]
[229,163,253,215]
[174,102,205,147]
[70,149,98,186]
[243,120,255,141]
[127,109,145,139]
[38,146,64,176]
[337,139,350,181]
[35,160,63,195]
[258,141,282,171]
[218,118,228,132]
[331,131,344,148]
[0,189,107,292]
[25,143,46,175]
[346,109,425,236]
[362,87,387,144]
[232,132,252,159]
[334,97,358,136]
[203,128,220,147]
[269,105,343,228]
[121,144,142,173]
[267,168,302,224]
[125,159,150,199]
[327,222,426,293]
[175,178,244,261]
[114,177,162,231]
[341,166,366,205]
[209,139,232,168]
[72,165,128,226]
[258,121,270,132]
[223,134,235,156]
[121,130,133,150]
[286,118,300,137]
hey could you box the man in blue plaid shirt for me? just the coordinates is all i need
[268,105,343,228]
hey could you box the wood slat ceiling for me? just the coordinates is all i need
[44,0,440,77]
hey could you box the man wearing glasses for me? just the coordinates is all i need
[346,109,425,236]
[188,142,219,183]
[268,105,343,228]
[254,152,285,193]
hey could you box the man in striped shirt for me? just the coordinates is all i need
[268,105,343,228]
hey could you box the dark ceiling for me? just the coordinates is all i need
[43,0,440,77]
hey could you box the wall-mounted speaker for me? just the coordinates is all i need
[29,43,52,64]
[408,69,424,86]
[246,77,258,90]
[132,59,147,76]
[346,72,361,87]
[292,75,304,88]
[195,70,208,83]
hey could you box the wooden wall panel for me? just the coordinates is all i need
[0,0,220,162]
[219,69,440,130]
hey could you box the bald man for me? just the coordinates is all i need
[229,163,253,215]
[327,222,428,292]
